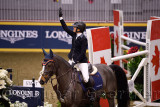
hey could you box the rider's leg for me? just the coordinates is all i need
[78,63,95,102]
[78,63,89,83]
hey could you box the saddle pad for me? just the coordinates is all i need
[78,72,103,92]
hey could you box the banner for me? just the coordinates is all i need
[0,25,72,49]
[8,86,44,107]
[0,24,147,49]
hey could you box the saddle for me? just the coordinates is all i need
[74,63,98,87]
[73,64,103,102]
[74,64,103,92]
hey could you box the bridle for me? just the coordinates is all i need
[39,59,55,84]
[41,58,72,81]
[39,58,75,103]
[42,59,55,66]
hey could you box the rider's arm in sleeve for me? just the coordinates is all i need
[60,17,76,37]
[59,8,76,37]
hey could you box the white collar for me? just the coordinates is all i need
[76,33,82,39]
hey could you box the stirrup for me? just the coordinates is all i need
[87,88,96,102]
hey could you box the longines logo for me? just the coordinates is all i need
[9,89,40,99]
[45,31,72,44]
[110,31,146,45]
[0,30,38,44]
[45,31,87,45]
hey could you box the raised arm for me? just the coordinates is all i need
[59,8,76,36]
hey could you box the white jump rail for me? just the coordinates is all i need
[121,35,147,47]
[111,50,148,61]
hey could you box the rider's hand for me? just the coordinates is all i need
[71,63,76,68]
[59,7,63,17]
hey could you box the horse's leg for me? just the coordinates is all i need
[106,96,115,107]
[61,103,67,107]
[92,101,100,107]
[70,103,79,107]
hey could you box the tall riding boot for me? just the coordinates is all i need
[85,79,95,102]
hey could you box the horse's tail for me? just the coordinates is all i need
[109,64,130,107]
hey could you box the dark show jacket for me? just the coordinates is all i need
[60,19,88,63]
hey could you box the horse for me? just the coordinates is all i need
[38,49,130,107]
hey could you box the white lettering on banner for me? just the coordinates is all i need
[9,89,40,99]
[45,31,72,44]
[124,32,146,45]
[0,30,38,44]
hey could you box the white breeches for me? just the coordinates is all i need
[77,63,89,83]
[68,60,89,83]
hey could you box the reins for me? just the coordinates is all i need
[51,67,72,81]
[50,67,75,103]
[42,58,77,103]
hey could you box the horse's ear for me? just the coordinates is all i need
[42,48,48,56]
[49,49,54,58]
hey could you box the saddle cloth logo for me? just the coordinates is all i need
[0,30,38,44]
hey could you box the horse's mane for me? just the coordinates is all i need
[54,54,71,67]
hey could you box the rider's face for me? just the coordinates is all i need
[73,27,80,33]
[73,27,77,32]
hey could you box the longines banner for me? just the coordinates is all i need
[8,86,44,107]
[0,25,146,49]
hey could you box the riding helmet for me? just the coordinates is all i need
[73,21,86,33]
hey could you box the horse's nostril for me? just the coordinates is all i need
[40,80,45,85]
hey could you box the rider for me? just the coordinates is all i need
[59,7,89,82]
[59,8,95,101]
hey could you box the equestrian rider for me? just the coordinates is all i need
[59,8,90,84]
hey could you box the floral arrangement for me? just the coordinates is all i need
[127,46,139,54]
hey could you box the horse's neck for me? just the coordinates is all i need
[55,56,72,92]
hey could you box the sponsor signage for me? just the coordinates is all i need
[8,86,44,107]
[0,25,146,49]
[23,80,41,87]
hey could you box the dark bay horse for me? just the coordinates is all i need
[38,49,130,107]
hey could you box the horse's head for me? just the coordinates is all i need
[38,49,56,85]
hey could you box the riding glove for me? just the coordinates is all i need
[59,7,63,17]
